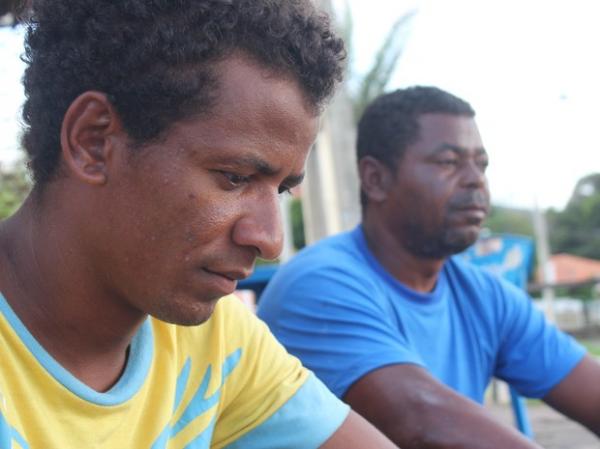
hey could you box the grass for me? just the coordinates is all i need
[579,339,600,357]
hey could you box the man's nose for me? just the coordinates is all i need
[461,159,487,188]
[231,193,283,260]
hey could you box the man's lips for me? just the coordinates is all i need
[456,205,487,212]
[203,267,252,284]
[198,268,252,296]
[451,204,488,222]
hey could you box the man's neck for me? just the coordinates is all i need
[361,215,445,293]
[0,194,145,392]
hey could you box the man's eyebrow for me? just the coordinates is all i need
[240,155,279,176]
[222,155,305,187]
[431,143,487,155]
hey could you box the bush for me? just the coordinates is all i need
[290,197,305,250]
[0,164,31,219]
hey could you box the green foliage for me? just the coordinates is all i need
[548,173,600,260]
[552,284,596,301]
[0,164,30,219]
[580,339,600,357]
[290,197,305,250]
[483,205,534,238]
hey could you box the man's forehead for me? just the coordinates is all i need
[414,113,483,150]
[417,112,478,134]
[211,53,314,117]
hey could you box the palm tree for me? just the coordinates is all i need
[336,2,418,122]
[350,10,417,121]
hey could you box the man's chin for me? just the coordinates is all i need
[445,228,481,255]
[152,297,220,327]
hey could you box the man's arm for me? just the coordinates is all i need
[320,410,398,449]
[543,354,600,436]
[344,364,542,449]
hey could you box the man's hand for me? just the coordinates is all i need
[344,364,542,449]
[320,410,398,448]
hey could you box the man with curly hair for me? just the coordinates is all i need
[0,1,396,447]
[259,86,600,448]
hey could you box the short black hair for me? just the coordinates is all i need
[356,86,475,206]
[21,0,345,186]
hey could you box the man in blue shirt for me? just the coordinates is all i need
[259,86,600,449]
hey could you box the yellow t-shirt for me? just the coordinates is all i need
[0,294,348,448]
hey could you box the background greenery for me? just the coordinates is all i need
[0,163,30,219]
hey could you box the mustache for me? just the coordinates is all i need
[448,191,490,210]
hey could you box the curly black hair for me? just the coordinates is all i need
[356,86,475,206]
[21,0,346,186]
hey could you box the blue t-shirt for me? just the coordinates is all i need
[258,226,586,403]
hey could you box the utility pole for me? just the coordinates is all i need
[532,201,555,321]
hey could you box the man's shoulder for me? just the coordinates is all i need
[278,227,370,278]
[444,256,529,308]
[258,228,385,322]
[262,229,383,304]
[446,256,507,288]
[295,228,360,258]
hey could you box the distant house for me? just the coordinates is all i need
[544,253,600,285]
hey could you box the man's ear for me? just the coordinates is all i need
[358,156,394,203]
[60,91,124,185]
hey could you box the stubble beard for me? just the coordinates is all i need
[150,290,219,327]
[404,219,481,260]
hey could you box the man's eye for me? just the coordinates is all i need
[477,159,490,171]
[221,172,250,188]
[437,159,459,166]
[278,185,292,195]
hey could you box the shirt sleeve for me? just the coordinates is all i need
[258,258,423,398]
[493,280,586,398]
[223,373,349,449]
[212,297,349,449]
